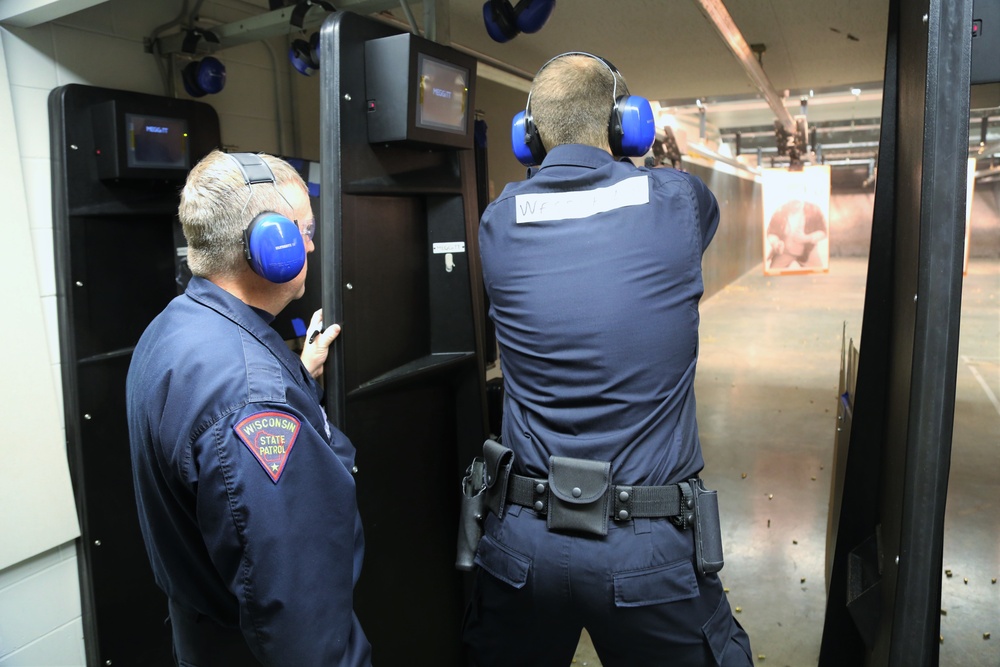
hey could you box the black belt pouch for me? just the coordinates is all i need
[691,478,725,574]
[547,456,611,536]
[483,439,514,518]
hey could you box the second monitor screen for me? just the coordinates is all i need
[416,53,469,135]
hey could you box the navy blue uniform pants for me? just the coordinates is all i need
[463,505,753,666]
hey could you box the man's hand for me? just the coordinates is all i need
[300,309,341,378]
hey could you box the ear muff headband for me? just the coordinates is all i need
[227,153,306,284]
[511,52,655,167]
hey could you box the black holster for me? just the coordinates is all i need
[455,458,486,572]
[455,439,514,571]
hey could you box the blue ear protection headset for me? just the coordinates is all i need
[227,153,307,284]
[510,52,656,167]
[289,32,321,76]
[181,56,227,97]
[482,0,556,43]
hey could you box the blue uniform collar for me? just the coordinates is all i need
[538,144,617,171]
[184,276,312,388]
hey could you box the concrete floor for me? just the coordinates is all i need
[572,256,999,666]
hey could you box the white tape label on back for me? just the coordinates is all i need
[515,175,650,223]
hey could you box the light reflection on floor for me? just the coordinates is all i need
[571,257,999,666]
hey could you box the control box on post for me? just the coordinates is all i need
[972,0,1000,85]
[364,32,476,149]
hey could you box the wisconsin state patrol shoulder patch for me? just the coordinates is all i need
[234,411,301,483]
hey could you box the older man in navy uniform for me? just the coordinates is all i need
[127,150,371,666]
[463,53,753,666]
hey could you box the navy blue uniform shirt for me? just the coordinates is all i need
[126,276,371,666]
[480,144,720,486]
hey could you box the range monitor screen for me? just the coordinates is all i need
[415,53,469,134]
[126,113,190,170]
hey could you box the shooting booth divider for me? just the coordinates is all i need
[318,12,490,666]
[49,84,221,666]
[820,0,982,664]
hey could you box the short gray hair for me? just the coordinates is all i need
[179,150,307,279]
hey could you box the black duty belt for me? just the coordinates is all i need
[506,472,685,522]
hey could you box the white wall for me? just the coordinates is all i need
[0,1,324,663]
[0,547,86,666]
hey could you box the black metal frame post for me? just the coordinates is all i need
[820,1,973,664]
[318,12,489,666]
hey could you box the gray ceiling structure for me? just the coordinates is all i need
[378,0,999,181]
[17,0,992,182]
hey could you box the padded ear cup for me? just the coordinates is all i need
[243,211,306,283]
[515,0,556,34]
[610,94,656,157]
[181,56,226,98]
[482,0,519,43]
[511,109,546,167]
[289,32,321,76]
